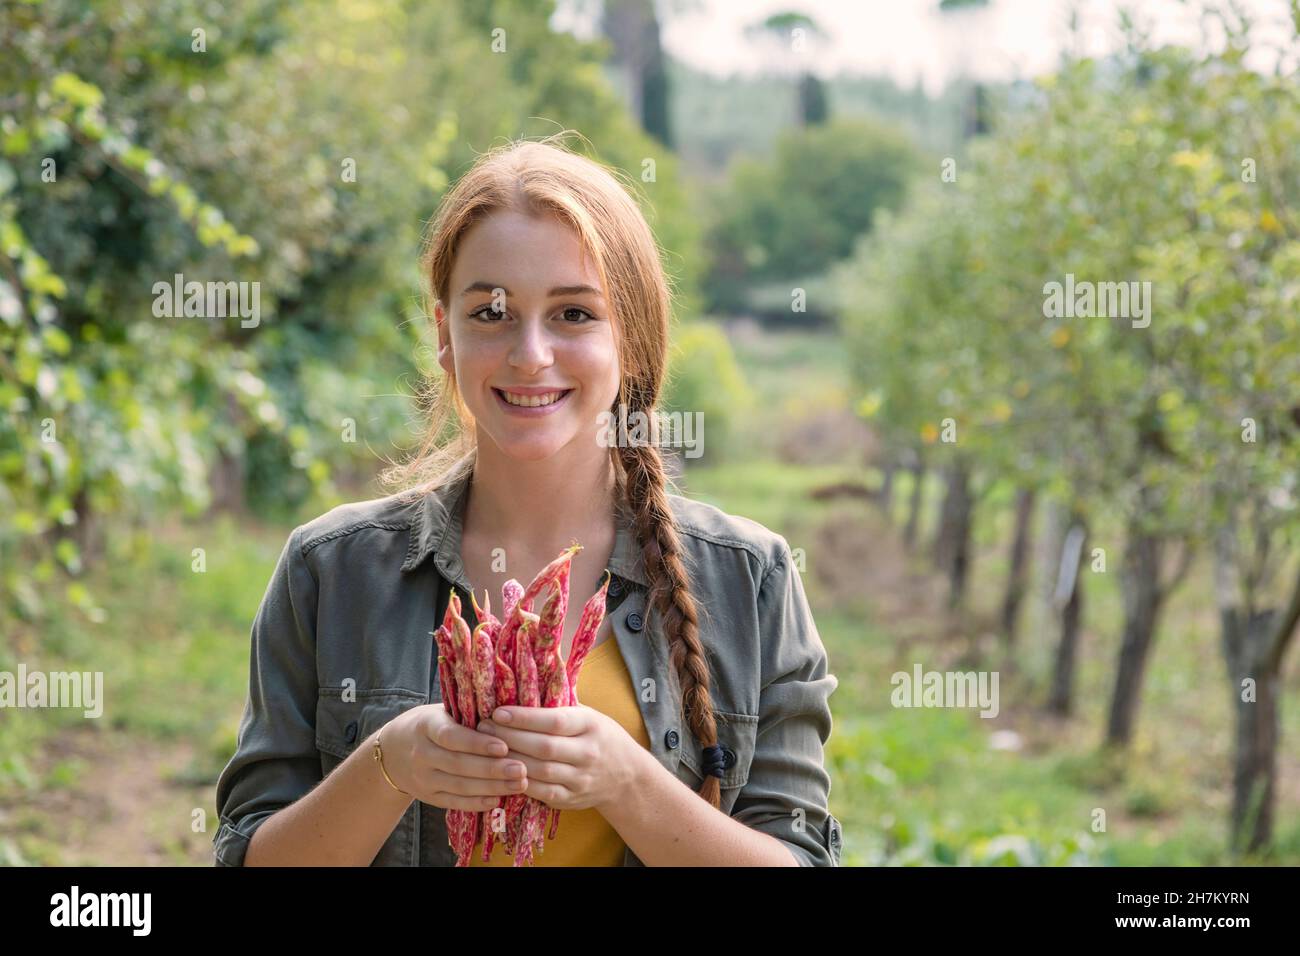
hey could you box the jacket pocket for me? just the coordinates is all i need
[676,711,758,793]
[315,687,427,865]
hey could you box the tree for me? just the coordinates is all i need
[836,10,1300,852]
[744,11,829,128]
[0,0,704,626]
[706,118,918,321]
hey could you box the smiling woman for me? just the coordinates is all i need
[213,133,841,868]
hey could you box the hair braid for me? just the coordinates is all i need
[618,438,722,810]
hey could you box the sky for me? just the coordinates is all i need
[554,0,1298,95]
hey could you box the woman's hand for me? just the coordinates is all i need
[476,705,645,812]
[381,704,530,811]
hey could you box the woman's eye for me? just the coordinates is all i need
[472,304,506,321]
[470,305,593,323]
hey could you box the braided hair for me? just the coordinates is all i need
[616,400,722,809]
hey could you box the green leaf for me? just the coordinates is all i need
[55,538,81,573]
[51,73,104,109]
[0,129,31,157]
[41,326,72,356]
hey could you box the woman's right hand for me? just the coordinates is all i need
[381,704,529,811]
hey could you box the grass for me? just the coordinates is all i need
[717,323,860,460]
[681,459,864,536]
[0,514,289,797]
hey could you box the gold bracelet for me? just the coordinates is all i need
[373,727,411,796]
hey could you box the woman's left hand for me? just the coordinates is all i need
[476,705,644,812]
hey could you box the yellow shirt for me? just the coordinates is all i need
[468,637,652,866]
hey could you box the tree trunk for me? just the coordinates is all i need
[932,461,973,610]
[209,448,246,514]
[69,485,100,563]
[1039,498,1065,609]
[903,459,925,549]
[1214,522,1294,855]
[1105,528,1165,747]
[879,458,895,517]
[208,390,247,515]
[600,0,672,145]
[1000,487,1037,656]
[1047,514,1087,715]
[1221,606,1279,854]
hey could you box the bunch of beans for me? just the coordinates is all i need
[431,544,612,867]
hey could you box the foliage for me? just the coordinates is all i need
[661,319,754,464]
[704,117,920,322]
[836,26,1300,550]
[0,0,702,626]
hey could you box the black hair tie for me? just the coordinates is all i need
[701,744,726,778]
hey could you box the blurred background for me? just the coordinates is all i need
[0,0,1297,866]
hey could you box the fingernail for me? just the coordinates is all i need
[495,709,511,723]
[508,763,525,777]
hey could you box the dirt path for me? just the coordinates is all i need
[2,725,215,866]
[812,496,999,665]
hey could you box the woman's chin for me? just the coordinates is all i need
[488,431,574,462]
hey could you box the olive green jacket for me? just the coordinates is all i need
[213,454,843,866]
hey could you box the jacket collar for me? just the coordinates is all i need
[400,451,649,589]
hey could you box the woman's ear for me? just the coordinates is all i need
[434,300,454,374]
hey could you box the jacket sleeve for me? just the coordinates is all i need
[729,538,843,866]
[212,524,322,866]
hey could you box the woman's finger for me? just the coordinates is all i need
[425,711,509,758]
[427,767,529,797]
[506,751,580,788]
[522,778,572,807]
[422,737,527,781]
[479,723,583,763]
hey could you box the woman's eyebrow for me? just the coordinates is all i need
[459,281,603,298]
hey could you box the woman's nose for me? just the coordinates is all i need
[507,316,554,372]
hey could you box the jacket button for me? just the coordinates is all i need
[722,746,736,770]
[664,729,679,749]
[608,575,625,598]
[344,721,359,745]
[626,611,643,632]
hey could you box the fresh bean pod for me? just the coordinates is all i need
[518,543,581,612]
[501,578,524,620]
[471,621,498,721]
[565,571,612,705]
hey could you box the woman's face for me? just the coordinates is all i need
[435,208,621,463]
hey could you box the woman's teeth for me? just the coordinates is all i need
[500,390,567,407]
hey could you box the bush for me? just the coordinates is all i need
[663,321,754,466]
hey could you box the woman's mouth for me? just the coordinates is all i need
[492,387,574,416]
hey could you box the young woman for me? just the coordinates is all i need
[213,136,842,867]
